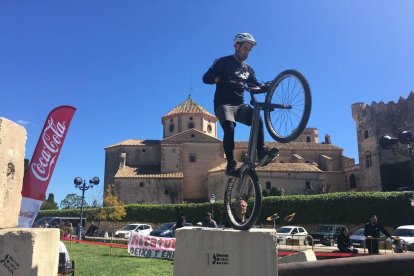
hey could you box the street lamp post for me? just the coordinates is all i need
[74,176,100,240]
[379,130,414,204]
[209,193,216,219]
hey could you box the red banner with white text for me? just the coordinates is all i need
[18,105,76,227]
[128,233,176,259]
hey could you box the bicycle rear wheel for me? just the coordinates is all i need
[264,69,312,143]
[224,169,262,230]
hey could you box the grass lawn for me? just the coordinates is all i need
[64,241,173,276]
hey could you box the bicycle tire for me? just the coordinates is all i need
[223,169,262,230]
[264,69,312,143]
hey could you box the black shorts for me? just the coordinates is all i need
[215,104,253,126]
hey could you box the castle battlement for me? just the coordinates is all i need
[352,91,414,122]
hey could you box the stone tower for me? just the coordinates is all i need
[161,95,217,139]
[352,92,414,191]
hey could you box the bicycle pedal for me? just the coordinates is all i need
[257,156,270,167]
[258,155,277,167]
[225,168,241,178]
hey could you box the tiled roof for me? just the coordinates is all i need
[105,139,160,149]
[208,162,322,173]
[234,141,342,151]
[163,96,215,118]
[115,165,183,179]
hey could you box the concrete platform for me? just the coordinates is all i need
[0,117,26,229]
[173,227,278,276]
[0,228,60,276]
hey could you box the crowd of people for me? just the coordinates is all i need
[335,214,401,254]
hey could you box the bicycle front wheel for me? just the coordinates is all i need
[264,69,312,143]
[224,170,262,230]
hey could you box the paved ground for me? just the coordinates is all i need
[277,243,396,255]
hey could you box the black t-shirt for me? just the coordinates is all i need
[203,55,261,108]
[337,233,352,249]
[364,222,391,238]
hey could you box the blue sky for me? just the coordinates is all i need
[1,0,413,205]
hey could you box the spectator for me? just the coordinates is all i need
[42,220,49,228]
[202,212,217,228]
[392,237,404,253]
[235,199,248,223]
[66,221,73,238]
[337,227,358,253]
[59,241,71,263]
[174,212,186,230]
[364,214,392,254]
[85,221,98,237]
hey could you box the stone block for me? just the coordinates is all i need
[278,249,317,264]
[0,118,27,229]
[173,227,278,276]
[0,228,60,276]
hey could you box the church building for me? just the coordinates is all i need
[104,96,357,204]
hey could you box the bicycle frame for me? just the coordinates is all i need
[241,92,290,172]
[225,70,311,230]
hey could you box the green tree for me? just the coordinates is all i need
[263,187,285,197]
[60,193,88,209]
[97,185,126,221]
[269,187,285,196]
[40,193,58,210]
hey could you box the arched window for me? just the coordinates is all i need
[169,124,175,133]
[307,136,311,142]
[188,122,194,129]
[207,124,212,133]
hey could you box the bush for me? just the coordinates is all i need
[38,192,414,227]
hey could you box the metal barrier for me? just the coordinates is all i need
[276,234,314,252]
[363,237,408,255]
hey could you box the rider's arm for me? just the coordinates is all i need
[203,58,223,84]
[246,67,270,94]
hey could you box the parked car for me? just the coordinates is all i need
[350,228,386,248]
[149,222,192,238]
[277,226,309,245]
[393,225,414,251]
[310,224,346,246]
[114,223,152,239]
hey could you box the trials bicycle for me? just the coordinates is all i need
[224,69,312,230]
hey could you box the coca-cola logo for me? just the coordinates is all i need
[18,211,35,218]
[31,117,66,182]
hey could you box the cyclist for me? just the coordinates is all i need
[203,32,278,177]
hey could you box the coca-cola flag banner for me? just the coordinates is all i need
[18,105,76,227]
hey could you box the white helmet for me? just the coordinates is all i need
[233,33,257,46]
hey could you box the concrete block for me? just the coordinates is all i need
[0,117,27,229]
[0,228,60,276]
[173,227,278,276]
[278,249,317,264]
[278,252,414,276]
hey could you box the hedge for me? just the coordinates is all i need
[38,192,414,227]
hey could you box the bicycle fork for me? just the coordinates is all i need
[245,100,261,169]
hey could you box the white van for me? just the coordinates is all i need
[393,225,414,251]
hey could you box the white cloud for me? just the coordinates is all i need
[17,120,30,126]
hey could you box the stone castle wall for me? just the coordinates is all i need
[352,91,414,190]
